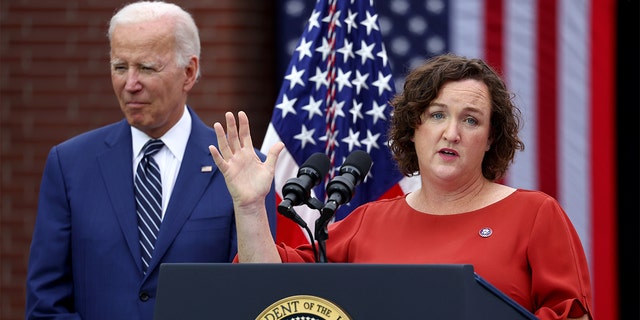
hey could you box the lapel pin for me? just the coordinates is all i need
[201,165,213,172]
[479,227,493,238]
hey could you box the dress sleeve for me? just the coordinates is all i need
[276,243,316,262]
[528,195,593,319]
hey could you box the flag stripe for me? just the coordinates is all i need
[558,0,590,270]
[590,0,617,318]
[450,0,483,59]
[536,0,559,199]
[504,0,537,191]
[484,0,504,71]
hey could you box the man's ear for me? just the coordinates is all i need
[183,56,199,91]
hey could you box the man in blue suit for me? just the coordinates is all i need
[25,1,277,319]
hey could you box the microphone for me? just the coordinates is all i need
[277,152,330,227]
[321,150,373,215]
[315,150,373,263]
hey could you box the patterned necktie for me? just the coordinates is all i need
[135,139,164,273]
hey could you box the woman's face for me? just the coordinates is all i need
[412,79,493,186]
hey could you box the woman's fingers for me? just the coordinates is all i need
[224,112,241,153]
[210,111,260,167]
[237,111,254,150]
[266,141,285,170]
[211,121,231,161]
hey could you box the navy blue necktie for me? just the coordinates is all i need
[135,139,164,273]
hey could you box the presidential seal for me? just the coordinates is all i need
[255,295,352,320]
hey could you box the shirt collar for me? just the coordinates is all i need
[131,105,192,161]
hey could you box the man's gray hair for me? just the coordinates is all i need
[108,1,201,78]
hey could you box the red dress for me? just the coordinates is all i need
[277,189,593,319]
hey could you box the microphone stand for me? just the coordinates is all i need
[278,198,324,262]
[314,201,338,263]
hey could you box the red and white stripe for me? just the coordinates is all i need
[451,0,616,318]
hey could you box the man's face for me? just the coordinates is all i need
[110,18,197,138]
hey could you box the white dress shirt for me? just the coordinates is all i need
[132,106,191,219]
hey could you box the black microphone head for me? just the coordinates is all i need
[298,152,331,183]
[280,153,330,207]
[340,150,372,184]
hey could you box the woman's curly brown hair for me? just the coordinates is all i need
[388,53,524,181]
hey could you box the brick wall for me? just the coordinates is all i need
[0,1,277,318]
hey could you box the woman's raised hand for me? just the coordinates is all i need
[209,111,284,210]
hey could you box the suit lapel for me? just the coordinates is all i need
[147,108,219,272]
[97,120,141,268]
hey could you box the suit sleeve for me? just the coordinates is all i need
[264,175,278,240]
[26,147,81,319]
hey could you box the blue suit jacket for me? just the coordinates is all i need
[26,107,277,319]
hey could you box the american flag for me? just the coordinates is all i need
[263,0,418,247]
[270,0,616,318]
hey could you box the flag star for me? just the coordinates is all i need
[349,99,364,124]
[322,10,342,28]
[377,44,389,67]
[276,94,297,118]
[372,71,392,96]
[364,167,373,182]
[355,40,375,65]
[361,129,381,153]
[285,66,305,90]
[301,96,323,120]
[307,10,321,31]
[351,70,370,94]
[316,37,333,61]
[294,124,317,149]
[295,38,313,61]
[330,99,346,118]
[319,130,340,149]
[427,0,446,13]
[344,9,358,33]
[365,100,387,124]
[337,39,355,63]
[360,10,379,36]
[308,67,329,90]
[341,128,362,152]
[335,68,353,92]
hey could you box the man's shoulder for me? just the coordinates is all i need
[56,119,128,151]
